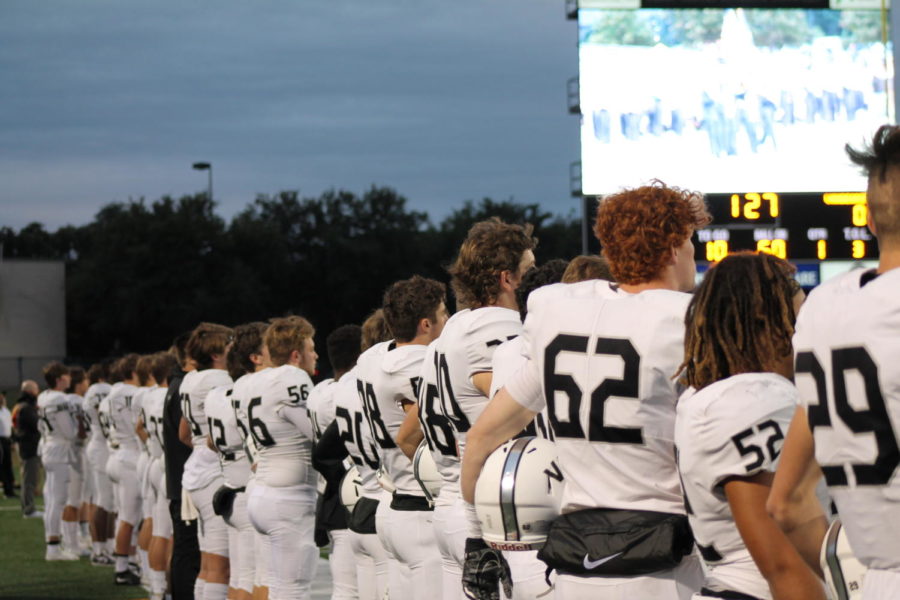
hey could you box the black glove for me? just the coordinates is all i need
[462,537,513,600]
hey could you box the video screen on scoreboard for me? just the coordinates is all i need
[578,8,894,196]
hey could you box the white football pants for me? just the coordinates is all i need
[224,490,255,594]
[106,450,141,525]
[349,528,389,600]
[553,553,703,600]
[188,477,230,557]
[248,483,318,600]
[42,461,71,540]
[328,529,358,600]
[434,492,467,600]
[376,501,441,600]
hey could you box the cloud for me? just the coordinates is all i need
[0,0,579,230]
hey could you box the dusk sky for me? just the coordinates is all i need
[1,0,580,230]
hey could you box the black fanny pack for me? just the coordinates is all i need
[212,485,245,521]
[350,496,379,535]
[537,508,694,577]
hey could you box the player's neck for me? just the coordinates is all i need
[877,245,900,274]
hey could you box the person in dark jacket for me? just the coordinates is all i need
[13,380,42,517]
[162,332,201,600]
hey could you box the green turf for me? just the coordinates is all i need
[0,496,148,600]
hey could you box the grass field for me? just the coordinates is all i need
[0,496,148,600]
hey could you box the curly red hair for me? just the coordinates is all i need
[594,181,710,284]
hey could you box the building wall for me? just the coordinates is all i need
[0,259,65,390]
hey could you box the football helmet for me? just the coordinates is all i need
[474,436,563,551]
[413,440,442,506]
[339,465,362,512]
[820,517,867,600]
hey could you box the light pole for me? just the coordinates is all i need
[192,161,213,202]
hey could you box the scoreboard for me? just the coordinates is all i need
[694,192,878,287]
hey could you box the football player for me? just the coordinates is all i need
[461,182,710,600]
[330,315,392,600]
[180,323,234,600]
[419,218,535,600]
[207,322,268,600]
[357,275,449,600]
[62,365,89,558]
[675,253,823,600]
[308,324,364,600]
[37,361,79,561]
[133,354,158,585]
[768,125,900,600]
[101,353,144,585]
[145,351,179,600]
[245,316,319,600]
[485,259,569,599]
[83,362,115,565]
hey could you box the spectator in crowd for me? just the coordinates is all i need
[13,380,42,517]
[0,392,16,498]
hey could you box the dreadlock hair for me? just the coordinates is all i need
[677,252,801,390]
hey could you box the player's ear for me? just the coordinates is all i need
[290,349,301,365]
[499,269,515,292]
[417,317,431,337]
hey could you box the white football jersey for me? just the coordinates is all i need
[143,387,167,460]
[334,366,382,498]
[505,280,690,515]
[132,386,156,452]
[231,370,263,466]
[793,267,900,571]
[181,369,233,448]
[489,336,553,440]
[66,393,86,448]
[307,378,337,442]
[249,364,317,489]
[83,382,111,445]
[357,341,426,496]
[102,382,139,453]
[425,307,523,492]
[206,382,253,488]
[37,390,78,463]
[676,373,797,599]
[418,340,461,488]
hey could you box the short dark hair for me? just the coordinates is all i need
[151,352,179,386]
[847,125,900,241]
[326,325,363,373]
[66,366,85,394]
[382,275,447,343]
[87,362,109,385]
[228,322,267,380]
[516,259,568,319]
[114,353,140,383]
[171,330,192,367]
[186,323,233,371]
[43,361,70,389]
[562,255,614,283]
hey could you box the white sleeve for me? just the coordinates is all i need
[699,391,796,490]
[502,305,544,412]
[281,404,315,441]
[464,317,522,377]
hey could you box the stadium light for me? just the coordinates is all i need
[192,162,213,203]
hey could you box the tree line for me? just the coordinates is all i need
[1,187,585,372]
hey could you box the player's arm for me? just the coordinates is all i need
[461,386,536,504]
[396,403,424,460]
[179,416,193,447]
[767,406,828,575]
[471,371,492,398]
[725,471,825,600]
[135,415,149,442]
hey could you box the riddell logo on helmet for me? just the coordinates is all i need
[487,541,536,552]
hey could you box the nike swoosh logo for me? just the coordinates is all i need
[582,551,622,570]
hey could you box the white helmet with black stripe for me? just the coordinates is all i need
[821,517,867,600]
[340,465,363,512]
[474,436,564,551]
[413,440,442,506]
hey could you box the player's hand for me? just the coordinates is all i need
[462,537,512,600]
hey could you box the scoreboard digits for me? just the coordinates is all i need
[696,192,876,263]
